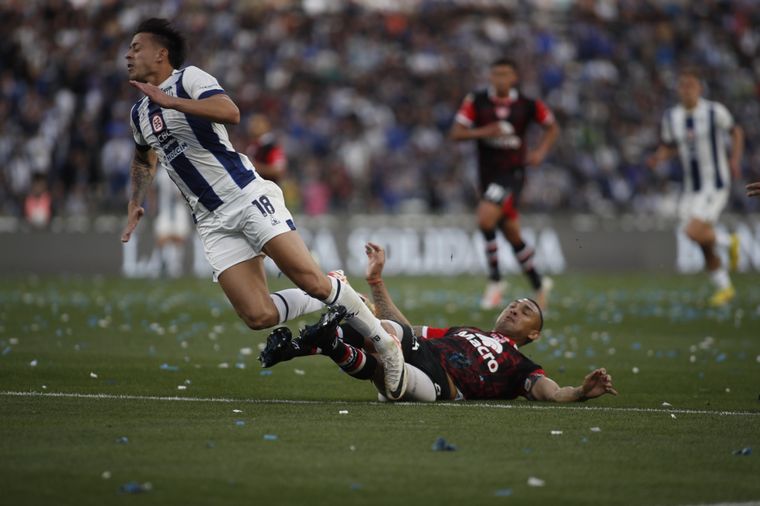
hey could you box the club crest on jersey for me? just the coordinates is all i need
[151,114,165,133]
[496,106,510,119]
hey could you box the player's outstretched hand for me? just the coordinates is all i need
[364,242,386,282]
[581,368,618,399]
[129,80,176,109]
[747,182,760,198]
[121,203,145,243]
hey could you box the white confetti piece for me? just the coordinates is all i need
[590,427,601,432]
[177,385,187,390]
[9,338,19,345]
[41,385,47,389]
[239,347,253,356]
[550,430,563,435]
[661,402,672,407]
[670,413,677,419]
[689,355,696,363]
[294,369,305,376]
[29,359,38,367]
[233,409,243,413]
[218,362,229,369]
[90,372,98,378]
[631,366,639,374]
[339,410,349,415]
[527,477,545,487]
[349,445,356,451]
[725,387,731,393]
[101,471,111,480]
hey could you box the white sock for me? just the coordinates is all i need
[710,268,731,290]
[399,364,436,402]
[270,289,325,324]
[321,277,395,353]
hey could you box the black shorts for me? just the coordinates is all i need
[480,168,525,208]
[394,322,453,401]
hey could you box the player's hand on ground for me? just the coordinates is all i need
[129,80,177,108]
[364,242,386,282]
[121,203,145,243]
[746,182,760,198]
[581,368,618,399]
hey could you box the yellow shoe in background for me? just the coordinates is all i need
[709,286,736,307]
[729,233,740,271]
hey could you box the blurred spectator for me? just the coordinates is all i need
[1,0,758,218]
[24,172,52,228]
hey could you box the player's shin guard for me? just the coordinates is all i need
[270,289,325,324]
[512,240,542,290]
[482,229,500,281]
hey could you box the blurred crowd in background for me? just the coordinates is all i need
[1,0,759,226]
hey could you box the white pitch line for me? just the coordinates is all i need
[679,502,760,506]
[1,390,759,417]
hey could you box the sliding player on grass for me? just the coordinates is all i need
[260,243,617,403]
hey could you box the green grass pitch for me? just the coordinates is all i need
[1,273,759,505]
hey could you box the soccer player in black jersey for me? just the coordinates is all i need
[260,243,617,403]
[450,59,559,310]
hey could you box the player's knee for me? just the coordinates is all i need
[237,306,279,330]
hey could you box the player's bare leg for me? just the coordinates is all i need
[477,200,506,309]
[263,231,407,399]
[218,257,282,329]
[685,218,734,306]
[501,217,552,309]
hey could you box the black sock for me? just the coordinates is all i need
[512,240,542,290]
[326,341,378,380]
[482,229,500,281]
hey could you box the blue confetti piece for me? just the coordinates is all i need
[2,347,11,356]
[716,353,727,363]
[263,434,278,441]
[350,483,362,491]
[631,342,641,350]
[494,488,513,497]
[116,436,129,444]
[259,370,272,376]
[119,481,150,494]
[206,441,215,449]
[580,436,589,444]
[234,420,245,427]
[431,437,457,452]
[733,447,752,456]
[159,363,179,372]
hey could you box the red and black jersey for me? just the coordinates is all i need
[455,88,553,184]
[420,325,544,400]
[246,133,286,181]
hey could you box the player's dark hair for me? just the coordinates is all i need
[490,58,518,71]
[526,298,543,331]
[677,66,701,81]
[134,18,186,69]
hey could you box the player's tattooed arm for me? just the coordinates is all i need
[121,148,157,243]
[364,242,412,327]
[528,369,617,402]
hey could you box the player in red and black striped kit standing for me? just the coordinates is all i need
[450,58,559,310]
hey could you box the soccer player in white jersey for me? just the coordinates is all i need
[119,18,407,399]
[649,68,744,307]
[153,168,190,278]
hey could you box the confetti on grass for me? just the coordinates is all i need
[733,447,752,456]
[527,477,545,487]
[432,437,457,452]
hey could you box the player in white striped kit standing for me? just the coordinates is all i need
[650,68,744,306]
[119,18,407,399]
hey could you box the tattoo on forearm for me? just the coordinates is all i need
[370,284,411,327]
[129,153,153,204]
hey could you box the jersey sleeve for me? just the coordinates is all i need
[130,102,149,151]
[713,102,734,130]
[660,109,676,146]
[183,66,226,100]
[520,368,546,399]
[420,326,450,340]
[533,99,555,126]
[455,93,476,127]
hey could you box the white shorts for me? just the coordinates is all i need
[154,204,192,239]
[195,179,296,281]
[678,189,728,224]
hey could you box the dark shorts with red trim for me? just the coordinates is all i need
[394,322,453,401]
[479,168,525,220]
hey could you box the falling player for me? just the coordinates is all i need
[449,58,559,310]
[260,243,617,404]
[649,68,744,306]
[120,18,407,399]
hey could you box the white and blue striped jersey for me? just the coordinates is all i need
[129,66,257,214]
[660,98,734,193]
